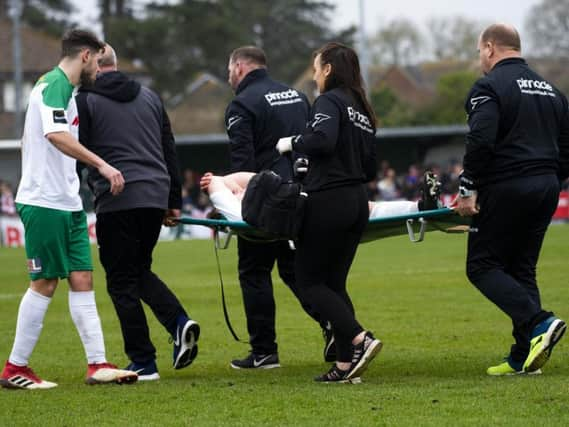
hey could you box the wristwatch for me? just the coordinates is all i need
[459,186,475,198]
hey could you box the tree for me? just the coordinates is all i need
[100,0,134,38]
[0,0,75,36]
[371,71,479,127]
[427,16,485,61]
[420,70,479,125]
[105,0,354,97]
[371,86,416,127]
[371,18,422,65]
[525,0,569,57]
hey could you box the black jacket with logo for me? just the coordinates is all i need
[76,71,181,213]
[292,88,377,192]
[462,57,569,190]
[225,69,310,179]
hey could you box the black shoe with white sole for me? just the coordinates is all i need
[172,317,200,370]
[418,171,442,211]
[314,364,361,384]
[346,331,383,379]
[230,352,280,369]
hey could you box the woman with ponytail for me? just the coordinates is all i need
[275,42,382,383]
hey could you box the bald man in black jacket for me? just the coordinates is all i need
[454,24,568,376]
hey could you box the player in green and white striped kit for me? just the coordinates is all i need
[0,29,137,390]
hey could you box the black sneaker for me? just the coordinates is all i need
[125,360,160,381]
[171,316,200,370]
[346,331,383,380]
[230,353,280,369]
[206,208,225,220]
[322,322,336,362]
[314,364,361,384]
[418,171,442,211]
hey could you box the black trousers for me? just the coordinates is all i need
[96,208,187,364]
[466,174,559,362]
[237,236,322,354]
[295,184,368,363]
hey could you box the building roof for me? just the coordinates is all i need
[166,73,232,135]
[0,19,143,75]
[0,19,60,74]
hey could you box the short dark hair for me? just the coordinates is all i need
[61,29,105,59]
[230,46,267,67]
[481,24,521,52]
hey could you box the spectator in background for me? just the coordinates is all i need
[183,192,214,239]
[0,181,17,216]
[181,169,201,210]
[377,167,400,201]
[401,164,421,199]
[441,161,462,195]
[366,179,380,201]
[379,160,391,179]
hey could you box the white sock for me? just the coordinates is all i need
[8,289,51,366]
[369,201,418,219]
[210,189,243,221]
[68,290,107,364]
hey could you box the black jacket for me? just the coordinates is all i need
[225,69,310,179]
[76,71,182,213]
[292,88,377,192]
[462,57,569,190]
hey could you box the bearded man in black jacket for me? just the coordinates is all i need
[224,46,331,369]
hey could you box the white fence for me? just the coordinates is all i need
[0,213,213,248]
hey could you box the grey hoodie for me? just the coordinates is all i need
[76,71,181,214]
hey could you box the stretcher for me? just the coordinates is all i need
[176,207,471,249]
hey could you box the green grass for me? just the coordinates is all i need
[1,226,568,426]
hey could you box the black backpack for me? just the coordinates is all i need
[242,170,307,240]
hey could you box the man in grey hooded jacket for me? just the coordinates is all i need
[76,44,199,381]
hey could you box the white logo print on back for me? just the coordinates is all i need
[264,89,303,106]
[311,113,331,128]
[227,116,243,131]
[470,96,492,110]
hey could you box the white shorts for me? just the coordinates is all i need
[369,201,417,219]
[209,189,243,222]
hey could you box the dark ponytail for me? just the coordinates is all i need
[315,42,376,129]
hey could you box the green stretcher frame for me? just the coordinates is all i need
[176,207,471,249]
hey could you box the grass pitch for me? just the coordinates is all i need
[0,226,568,426]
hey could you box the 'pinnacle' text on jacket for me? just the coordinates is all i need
[347,106,374,134]
[264,89,303,106]
[517,78,555,97]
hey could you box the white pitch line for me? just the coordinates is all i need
[0,294,23,300]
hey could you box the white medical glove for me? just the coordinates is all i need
[276,136,294,154]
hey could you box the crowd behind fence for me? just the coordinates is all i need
[2,164,569,247]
